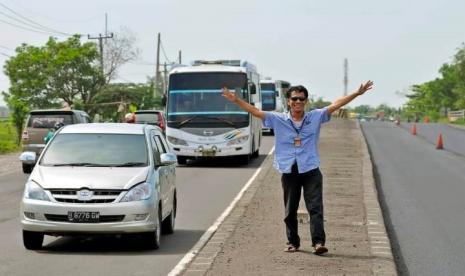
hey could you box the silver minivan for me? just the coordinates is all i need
[20,123,177,250]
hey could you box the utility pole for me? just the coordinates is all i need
[163,62,168,94]
[343,58,348,96]
[88,14,113,75]
[178,50,182,64]
[155,33,161,97]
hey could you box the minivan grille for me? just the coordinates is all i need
[44,214,125,223]
[49,189,123,204]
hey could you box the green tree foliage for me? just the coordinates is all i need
[2,95,29,145]
[91,81,162,122]
[405,43,465,120]
[310,97,331,109]
[352,105,373,115]
[4,35,103,109]
[2,35,103,134]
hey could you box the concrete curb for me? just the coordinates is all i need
[357,121,398,275]
[181,150,276,276]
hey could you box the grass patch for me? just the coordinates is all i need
[450,118,465,125]
[0,119,20,154]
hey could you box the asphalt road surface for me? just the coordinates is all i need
[0,136,274,276]
[362,121,465,276]
[399,122,465,157]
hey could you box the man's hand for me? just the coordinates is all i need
[221,87,266,120]
[327,80,374,114]
[356,80,374,95]
[222,87,237,102]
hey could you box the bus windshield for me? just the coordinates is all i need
[167,72,249,128]
[261,90,276,111]
[260,83,276,111]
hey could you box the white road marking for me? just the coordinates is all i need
[167,146,275,276]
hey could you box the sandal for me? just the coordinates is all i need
[284,244,299,253]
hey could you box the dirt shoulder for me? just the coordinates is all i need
[0,152,21,176]
[182,119,396,276]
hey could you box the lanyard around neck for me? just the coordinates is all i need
[289,118,303,135]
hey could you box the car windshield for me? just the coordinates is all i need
[167,72,249,128]
[40,133,148,167]
[28,113,74,128]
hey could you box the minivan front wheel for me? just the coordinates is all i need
[23,230,44,250]
[142,208,161,249]
[162,193,176,234]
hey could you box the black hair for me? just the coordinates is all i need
[286,85,308,99]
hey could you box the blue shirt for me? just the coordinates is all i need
[263,107,331,174]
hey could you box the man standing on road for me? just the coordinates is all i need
[222,80,373,255]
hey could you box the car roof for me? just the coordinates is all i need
[30,109,87,114]
[135,110,163,114]
[59,123,153,135]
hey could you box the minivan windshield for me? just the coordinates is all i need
[40,134,148,167]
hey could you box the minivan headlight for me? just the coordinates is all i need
[120,182,152,202]
[24,181,50,201]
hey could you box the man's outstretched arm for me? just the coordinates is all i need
[327,80,374,114]
[222,87,266,120]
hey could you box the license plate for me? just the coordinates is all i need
[68,211,100,223]
[202,150,216,157]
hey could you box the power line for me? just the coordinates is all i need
[0,44,13,51]
[0,2,75,36]
[0,18,53,35]
[4,1,101,23]
[0,51,11,57]
[0,10,63,35]
[160,40,171,64]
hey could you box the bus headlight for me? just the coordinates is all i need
[167,136,188,146]
[227,135,249,146]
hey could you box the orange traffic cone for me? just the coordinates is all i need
[411,123,417,135]
[436,133,444,150]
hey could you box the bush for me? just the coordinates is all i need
[0,120,20,154]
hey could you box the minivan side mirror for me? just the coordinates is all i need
[19,151,37,164]
[160,153,177,165]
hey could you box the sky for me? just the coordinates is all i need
[1,0,465,109]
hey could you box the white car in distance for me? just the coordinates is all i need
[20,123,177,250]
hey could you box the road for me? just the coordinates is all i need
[400,122,465,156]
[0,136,274,276]
[361,121,465,276]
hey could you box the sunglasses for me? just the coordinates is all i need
[290,97,307,102]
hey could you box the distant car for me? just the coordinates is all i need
[134,110,166,132]
[20,123,178,250]
[20,109,91,173]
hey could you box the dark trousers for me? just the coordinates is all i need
[281,163,325,247]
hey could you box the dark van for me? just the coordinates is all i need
[20,109,90,173]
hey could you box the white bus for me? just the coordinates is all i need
[165,60,262,164]
[260,79,291,134]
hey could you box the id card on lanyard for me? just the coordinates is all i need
[290,119,303,147]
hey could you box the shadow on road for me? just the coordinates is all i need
[38,229,204,255]
[177,154,268,169]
